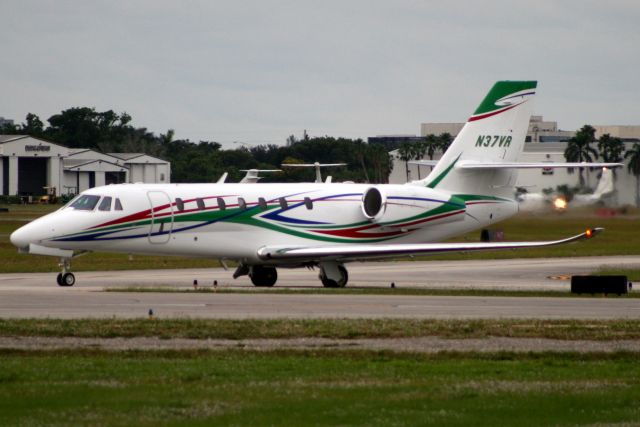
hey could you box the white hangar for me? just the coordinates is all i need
[0,135,170,198]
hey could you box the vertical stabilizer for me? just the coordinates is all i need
[420,81,537,198]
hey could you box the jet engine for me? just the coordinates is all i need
[361,185,465,227]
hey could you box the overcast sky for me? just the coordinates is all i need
[2,1,639,147]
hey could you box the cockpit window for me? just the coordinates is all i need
[98,196,112,211]
[69,195,101,211]
[114,198,123,211]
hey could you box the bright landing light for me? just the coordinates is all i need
[553,197,568,211]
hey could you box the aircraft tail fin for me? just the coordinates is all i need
[592,168,614,199]
[419,81,537,198]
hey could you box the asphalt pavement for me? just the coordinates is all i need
[0,256,638,319]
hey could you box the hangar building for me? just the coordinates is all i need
[0,135,170,198]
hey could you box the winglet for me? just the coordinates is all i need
[584,227,603,239]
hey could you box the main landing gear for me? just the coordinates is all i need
[319,262,348,288]
[56,258,75,287]
[233,262,350,288]
[249,265,278,287]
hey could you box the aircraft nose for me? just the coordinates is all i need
[10,225,31,249]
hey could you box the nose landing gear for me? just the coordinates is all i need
[56,258,75,287]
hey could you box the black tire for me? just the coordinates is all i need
[56,273,63,286]
[250,266,277,287]
[61,272,75,287]
[321,277,339,288]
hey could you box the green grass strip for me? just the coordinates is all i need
[1,349,640,426]
[2,318,640,340]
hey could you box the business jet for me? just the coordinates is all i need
[10,80,621,287]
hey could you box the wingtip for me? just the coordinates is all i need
[585,227,604,239]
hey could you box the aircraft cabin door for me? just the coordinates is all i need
[147,191,173,244]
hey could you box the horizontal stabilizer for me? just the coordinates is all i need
[457,161,623,170]
[257,228,602,262]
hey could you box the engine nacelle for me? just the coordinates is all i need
[361,185,466,228]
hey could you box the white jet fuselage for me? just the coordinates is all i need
[11,182,516,265]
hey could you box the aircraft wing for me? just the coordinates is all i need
[457,162,623,170]
[257,228,602,262]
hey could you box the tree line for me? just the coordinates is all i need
[395,133,454,181]
[564,125,640,205]
[3,108,640,204]
[0,108,393,184]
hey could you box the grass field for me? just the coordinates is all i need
[2,317,640,425]
[3,318,640,340]
[1,349,639,426]
[1,204,639,273]
[0,319,640,426]
[596,267,640,281]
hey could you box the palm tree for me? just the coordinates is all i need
[437,133,453,154]
[598,133,624,179]
[423,134,438,159]
[159,129,175,147]
[564,125,598,188]
[412,139,428,179]
[625,143,640,207]
[598,133,624,162]
[397,141,414,182]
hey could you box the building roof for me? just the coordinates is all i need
[68,148,91,155]
[107,152,145,160]
[63,158,129,172]
[108,152,168,164]
[0,135,28,143]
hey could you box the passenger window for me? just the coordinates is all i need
[114,198,123,211]
[238,197,246,210]
[217,197,226,211]
[258,197,267,210]
[279,197,288,209]
[175,198,184,211]
[70,195,101,211]
[304,197,313,210]
[98,196,112,211]
[196,198,205,211]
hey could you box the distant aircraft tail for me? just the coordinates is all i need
[592,168,614,199]
[419,81,537,198]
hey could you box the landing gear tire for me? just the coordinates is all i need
[320,265,348,288]
[57,257,75,287]
[250,266,277,287]
[59,272,76,287]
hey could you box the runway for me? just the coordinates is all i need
[0,256,638,319]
